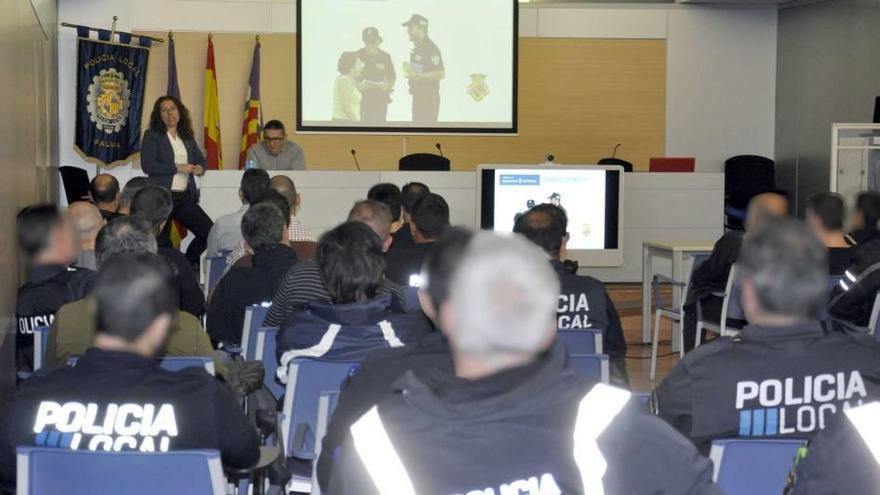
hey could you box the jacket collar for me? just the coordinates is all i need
[739,321,825,341]
[76,347,159,371]
[251,244,296,268]
[305,294,399,326]
[28,264,72,283]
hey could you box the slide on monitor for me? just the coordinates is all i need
[297,0,517,133]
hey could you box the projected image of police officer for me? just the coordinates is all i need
[332,52,365,122]
[357,27,396,124]
[402,14,444,124]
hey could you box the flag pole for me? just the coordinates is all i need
[110,16,118,40]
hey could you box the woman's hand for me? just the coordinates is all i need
[175,164,192,174]
[190,165,205,176]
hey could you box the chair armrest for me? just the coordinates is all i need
[652,275,686,309]
[223,446,280,477]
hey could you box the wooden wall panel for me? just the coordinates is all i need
[137,32,665,171]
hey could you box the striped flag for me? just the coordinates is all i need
[167,33,187,247]
[239,39,262,169]
[203,35,223,170]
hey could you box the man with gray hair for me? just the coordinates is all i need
[46,216,220,373]
[66,201,105,270]
[654,219,880,454]
[329,232,721,495]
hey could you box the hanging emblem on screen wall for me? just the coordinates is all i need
[86,68,131,134]
[468,73,490,102]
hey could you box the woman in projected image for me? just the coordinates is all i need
[332,51,365,122]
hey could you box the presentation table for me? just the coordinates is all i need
[198,169,723,283]
[640,240,717,349]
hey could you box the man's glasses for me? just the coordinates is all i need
[264,136,285,142]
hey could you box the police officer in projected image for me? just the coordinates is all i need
[785,401,880,494]
[15,205,96,373]
[514,204,629,387]
[333,52,365,122]
[402,14,445,124]
[357,27,396,124]
[327,232,722,495]
[0,254,259,489]
[653,219,880,454]
[275,221,430,383]
[316,227,472,490]
[244,120,306,170]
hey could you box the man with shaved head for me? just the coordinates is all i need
[66,202,104,270]
[270,175,318,244]
[683,192,789,352]
[89,174,121,221]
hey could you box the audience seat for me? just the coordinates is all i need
[205,253,230,294]
[869,292,880,337]
[558,329,603,355]
[16,447,225,495]
[32,326,50,372]
[695,265,745,348]
[240,304,270,360]
[66,356,215,376]
[709,438,805,495]
[253,327,283,400]
[568,354,609,383]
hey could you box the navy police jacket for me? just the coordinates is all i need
[653,322,880,454]
[275,293,431,383]
[553,260,627,358]
[16,265,95,372]
[328,341,722,495]
[0,348,260,489]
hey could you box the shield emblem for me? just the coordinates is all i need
[467,73,490,102]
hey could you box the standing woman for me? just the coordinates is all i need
[141,95,214,269]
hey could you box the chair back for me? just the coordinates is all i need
[597,157,633,172]
[870,292,880,337]
[281,360,359,460]
[241,304,270,360]
[558,329,603,355]
[724,155,776,210]
[721,266,745,322]
[398,153,450,171]
[32,326,50,371]
[311,391,340,495]
[16,447,225,495]
[59,166,91,205]
[66,356,214,376]
[254,327,284,400]
[709,439,805,495]
[568,354,609,383]
[205,255,228,293]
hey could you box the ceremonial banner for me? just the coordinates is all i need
[238,40,262,169]
[75,35,150,167]
[167,36,181,99]
[203,36,223,170]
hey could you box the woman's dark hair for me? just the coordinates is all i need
[149,95,194,139]
[317,222,385,304]
[337,52,359,75]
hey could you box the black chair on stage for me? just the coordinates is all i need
[59,166,91,204]
[724,155,776,231]
[399,153,450,172]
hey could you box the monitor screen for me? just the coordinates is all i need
[479,165,623,266]
[297,0,518,134]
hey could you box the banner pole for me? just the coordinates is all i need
[110,16,118,41]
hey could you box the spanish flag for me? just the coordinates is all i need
[239,39,262,169]
[203,35,222,170]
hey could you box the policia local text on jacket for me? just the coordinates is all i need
[653,321,880,454]
[0,348,260,489]
[328,340,722,495]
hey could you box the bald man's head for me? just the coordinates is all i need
[90,174,120,210]
[269,175,300,212]
[746,193,789,232]
[67,201,105,249]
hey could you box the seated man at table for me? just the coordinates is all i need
[514,203,628,386]
[264,200,406,327]
[328,232,721,495]
[89,173,122,221]
[0,253,259,489]
[385,192,449,286]
[47,216,222,376]
[805,192,857,275]
[245,120,306,170]
[653,219,880,454]
[275,221,430,383]
[207,203,297,348]
[682,192,788,352]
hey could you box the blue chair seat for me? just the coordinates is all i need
[568,354,609,383]
[710,438,805,495]
[558,329,603,355]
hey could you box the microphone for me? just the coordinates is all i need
[350,149,361,171]
[435,142,444,158]
[611,144,621,159]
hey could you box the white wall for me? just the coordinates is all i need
[56,1,778,189]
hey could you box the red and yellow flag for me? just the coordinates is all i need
[204,35,223,170]
[239,39,262,169]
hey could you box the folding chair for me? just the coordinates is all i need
[204,254,229,294]
[254,327,283,400]
[32,326,50,371]
[16,447,225,495]
[870,292,880,337]
[310,391,340,495]
[66,356,214,376]
[558,329,603,355]
[695,265,744,349]
[569,354,609,383]
[650,254,709,380]
[280,360,358,494]
[241,304,271,360]
[709,438,805,495]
